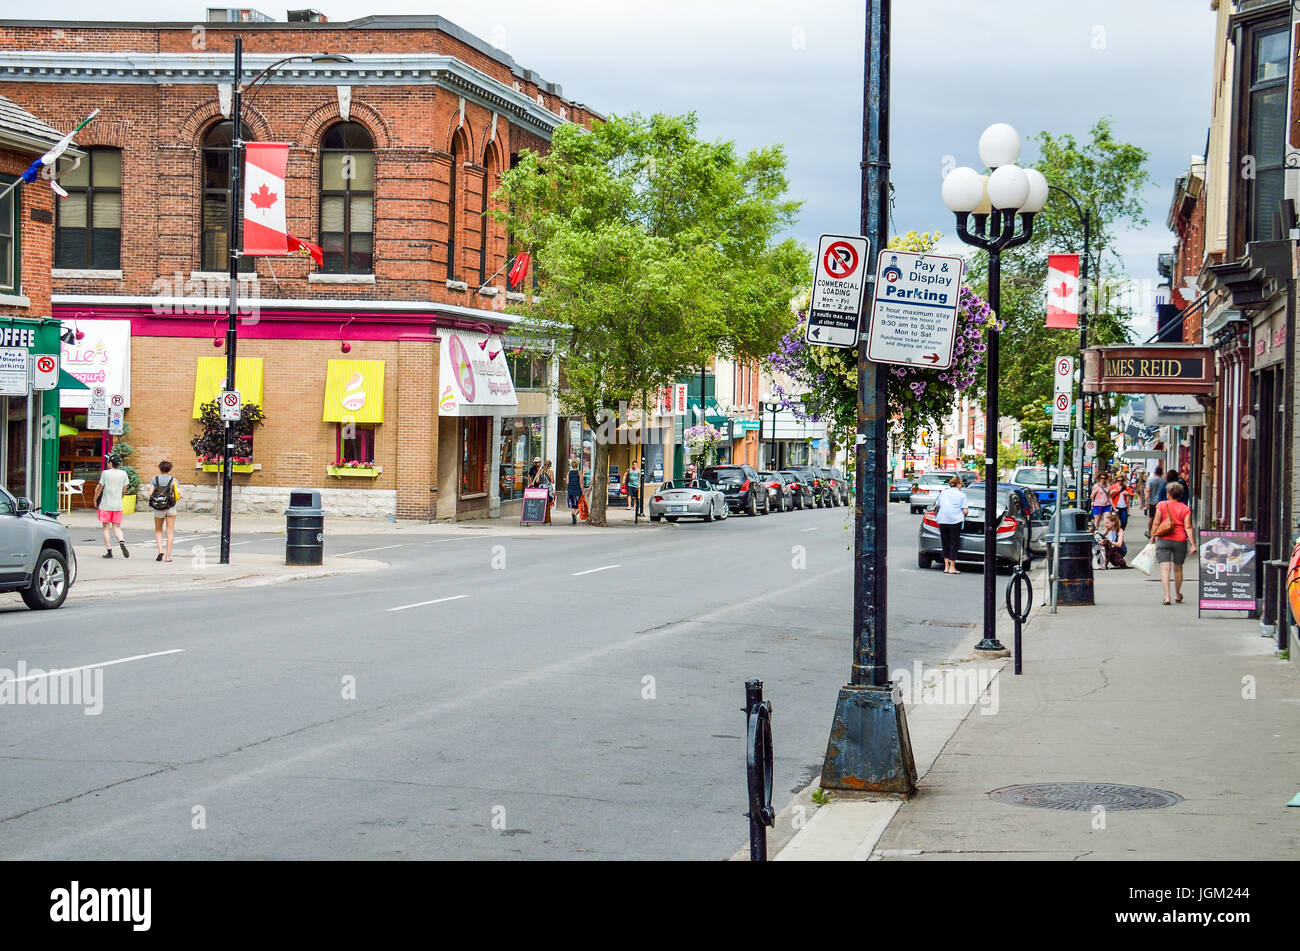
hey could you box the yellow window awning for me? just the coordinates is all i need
[323,359,385,425]
[192,357,264,418]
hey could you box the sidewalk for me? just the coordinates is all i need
[776,516,1299,861]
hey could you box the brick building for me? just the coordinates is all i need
[0,12,599,519]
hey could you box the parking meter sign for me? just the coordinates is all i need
[219,389,242,422]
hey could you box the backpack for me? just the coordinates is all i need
[148,476,176,511]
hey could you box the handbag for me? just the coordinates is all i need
[1131,541,1157,576]
[1150,501,1174,538]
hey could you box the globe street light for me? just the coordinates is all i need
[941,123,1043,652]
[761,396,780,469]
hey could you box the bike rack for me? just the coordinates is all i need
[1005,566,1033,675]
[744,678,775,861]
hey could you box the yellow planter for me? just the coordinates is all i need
[201,463,256,473]
[122,494,136,514]
[328,465,380,478]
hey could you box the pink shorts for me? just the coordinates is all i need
[98,509,123,525]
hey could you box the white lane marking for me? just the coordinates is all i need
[571,564,621,576]
[0,649,186,685]
[336,544,405,557]
[386,594,468,612]
[800,527,819,532]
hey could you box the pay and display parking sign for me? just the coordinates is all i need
[806,234,870,348]
[866,250,964,369]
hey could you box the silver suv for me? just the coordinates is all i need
[0,486,77,610]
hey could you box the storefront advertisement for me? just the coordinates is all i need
[60,319,131,409]
[438,329,518,417]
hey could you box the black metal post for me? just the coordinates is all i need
[744,678,773,861]
[770,404,778,469]
[819,0,917,797]
[979,246,1003,650]
[220,36,243,566]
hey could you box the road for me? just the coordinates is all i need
[0,502,1001,860]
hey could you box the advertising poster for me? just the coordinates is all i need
[1198,531,1257,613]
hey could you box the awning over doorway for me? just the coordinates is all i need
[323,360,385,424]
[192,357,264,417]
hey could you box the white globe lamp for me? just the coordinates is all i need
[941,166,985,213]
[978,123,1021,169]
[1020,168,1048,213]
[987,164,1030,211]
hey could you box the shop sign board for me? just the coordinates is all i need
[520,487,549,525]
[1198,531,1257,612]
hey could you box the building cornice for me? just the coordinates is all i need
[0,52,572,137]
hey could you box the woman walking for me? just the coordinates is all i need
[566,460,583,524]
[1109,475,1130,529]
[147,460,181,562]
[1089,477,1112,528]
[1152,481,1195,604]
[934,475,969,575]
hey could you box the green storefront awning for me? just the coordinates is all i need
[58,368,89,391]
[686,397,728,428]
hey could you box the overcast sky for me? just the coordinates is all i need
[26,1,1216,336]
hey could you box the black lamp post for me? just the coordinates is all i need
[941,124,1046,652]
[219,39,351,564]
[762,399,779,469]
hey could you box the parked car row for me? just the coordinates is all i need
[916,481,1051,573]
[648,464,850,523]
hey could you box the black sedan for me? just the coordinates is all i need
[701,464,770,515]
[779,470,816,509]
[758,471,795,512]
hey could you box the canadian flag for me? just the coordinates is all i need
[243,143,291,256]
[1045,253,1080,329]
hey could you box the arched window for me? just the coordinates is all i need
[479,148,496,287]
[202,121,254,272]
[447,136,461,281]
[55,147,121,270]
[320,122,375,274]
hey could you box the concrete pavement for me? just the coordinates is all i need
[776,513,1299,861]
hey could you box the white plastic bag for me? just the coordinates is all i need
[1131,541,1157,576]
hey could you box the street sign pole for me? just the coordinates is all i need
[1050,355,1073,613]
[819,0,917,798]
[1051,439,1065,613]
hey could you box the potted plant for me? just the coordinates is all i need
[191,400,265,472]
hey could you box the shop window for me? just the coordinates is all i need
[202,121,255,272]
[498,415,544,501]
[0,178,15,292]
[320,122,375,274]
[460,416,488,495]
[507,351,547,390]
[336,422,376,465]
[447,136,462,281]
[55,148,121,269]
[1246,25,1288,244]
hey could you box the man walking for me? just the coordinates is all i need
[96,454,130,558]
[1145,465,1166,537]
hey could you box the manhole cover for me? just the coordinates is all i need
[989,782,1183,811]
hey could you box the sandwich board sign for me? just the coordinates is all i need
[866,250,964,369]
[1052,356,1073,441]
[806,233,870,348]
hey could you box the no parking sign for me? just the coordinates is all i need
[219,389,242,422]
[31,353,59,391]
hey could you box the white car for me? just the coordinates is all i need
[908,472,953,514]
[648,479,729,523]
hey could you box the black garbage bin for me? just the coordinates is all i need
[285,489,325,566]
[1047,507,1094,605]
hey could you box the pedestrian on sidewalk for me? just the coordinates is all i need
[1098,511,1128,568]
[1152,481,1195,605]
[528,457,540,484]
[535,460,555,524]
[1109,475,1131,529]
[935,475,969,575]
[1089,477,1112,527]
[566,460,583,525]
[147,460,181,562]
[95,454,129,558]
[1145,466,1166,535]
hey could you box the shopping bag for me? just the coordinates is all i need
[577,494,589,522]
[1130,541,1157,576]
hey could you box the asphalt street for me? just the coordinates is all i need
[0,502,1003,860]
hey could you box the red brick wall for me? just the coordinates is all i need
[0,146,53,317]
[1174,184,1206,343]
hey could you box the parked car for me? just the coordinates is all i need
[889,478,913,503]
[0,486,77,610]
[648,479,729,523]
[908,471,952,514]
[779,469,816,510]
[958,470,979,486]
[825,467,850,505]
[799,467,835,507]
[607,470,640,507]
[701,464,769,515]
[758,471,795,512]
[916,481,1034,572]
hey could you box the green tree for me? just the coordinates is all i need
[495,113,808,525]
[969,118,1149,464]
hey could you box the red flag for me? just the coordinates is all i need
[287,234,324,268]
[243,143,291,256]
[1045,253,1080,328]
[508,251,531,289]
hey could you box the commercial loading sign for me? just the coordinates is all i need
[866,250,963,369]
[806,234,870,348]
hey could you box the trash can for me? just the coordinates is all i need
[285,489,325,566]
[1047,507,1094,605]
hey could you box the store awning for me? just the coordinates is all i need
[438,328,518,417]
[323,359,385,424]
[192,357,264,418]
[58,369,89,392]
[686,398,728,428]
[58,422,78,437]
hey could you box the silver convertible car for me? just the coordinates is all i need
[648,479,730,523]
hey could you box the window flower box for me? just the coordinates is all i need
[328,464,381,478]
[198,459,259,474]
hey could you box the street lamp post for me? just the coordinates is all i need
[219,38,351,564]
[762,397,779,469]
[942,124,1046,652]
